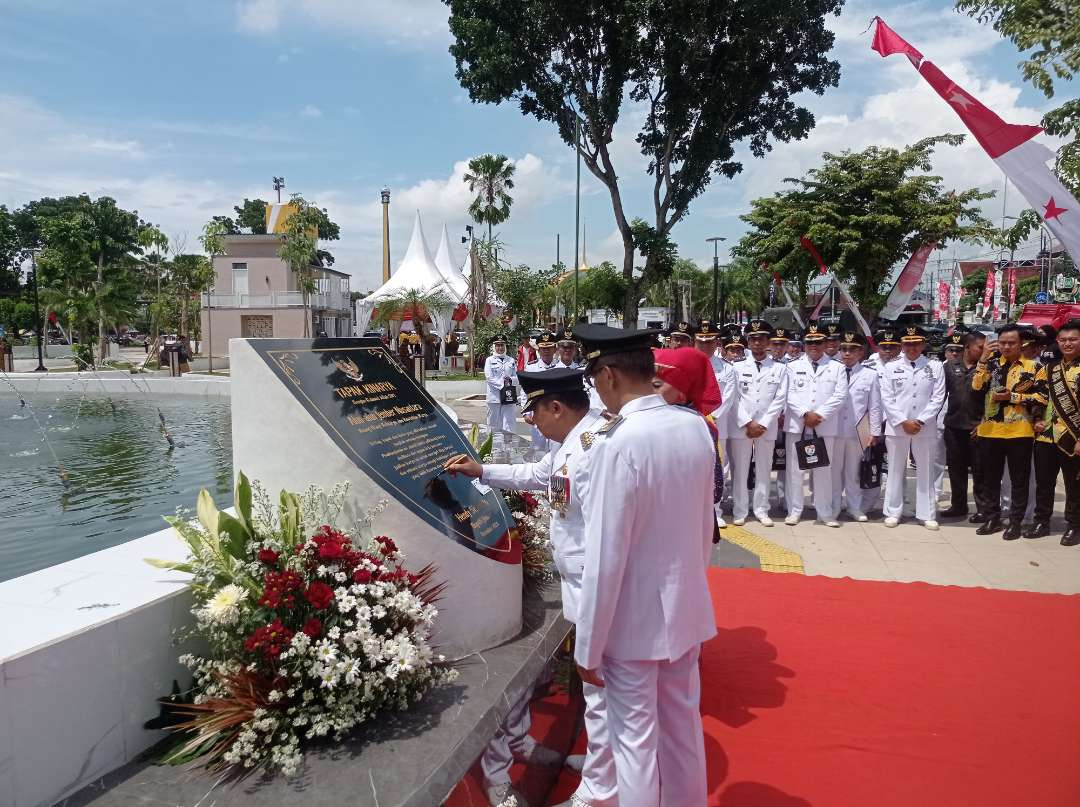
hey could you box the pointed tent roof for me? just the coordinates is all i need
[434,223,469,299]
[363,211,462,303]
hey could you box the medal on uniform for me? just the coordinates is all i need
[549,463,570,516]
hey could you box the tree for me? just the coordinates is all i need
[79,196,144,359]
[276,197,325,338]
[371,287,454,343]
[490,263,548,326]
[169,254,214,339]
[139,225,169,343]
[734,135,995,313]
[234,198,269,234]
[463,154,515,241]
[446,0,844,325]
[570,261,630,315]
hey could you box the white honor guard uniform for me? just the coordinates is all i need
[879,327,946,524]
[577,395,716,806]
[484,342,519,437]
[524,337,560,455]
[831,334,882,521]
[480,406,617,806]
[782,337,848,523]
[730,328,789,524]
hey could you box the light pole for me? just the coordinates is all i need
[273,176,285,203]
[572,112,582,324]
[381,187,392,284]
[29,252,46,372]
[706,237,726,323]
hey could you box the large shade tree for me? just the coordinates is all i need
[445,0,844,325]
[734,135,994,312]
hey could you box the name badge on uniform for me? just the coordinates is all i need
[549,464,571,516]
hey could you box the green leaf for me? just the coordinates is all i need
[143,558,196,574]
[216,511,251,561]
[279,490,302,548]
[195,489,220,546]
[234,471,253,530]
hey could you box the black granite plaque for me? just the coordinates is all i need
[251,338,520,564]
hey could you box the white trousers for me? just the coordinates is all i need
[933,426,946,500]
[884,433,937,521]
[729,438,772,520]
[785,433,837,520]
[576,681,618,806]
[602,645,705,807]
[831,436,867,516]
[480,682,534,785]
[487,402,518,436]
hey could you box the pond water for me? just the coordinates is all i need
[0,389,232,582]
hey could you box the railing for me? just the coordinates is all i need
[203,291,351,311]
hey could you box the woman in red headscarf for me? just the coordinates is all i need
[653,347,725,541]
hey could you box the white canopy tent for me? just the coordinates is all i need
[355,211,466,338]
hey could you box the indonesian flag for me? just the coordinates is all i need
[872,18,1080,263]
[878,242,938,320]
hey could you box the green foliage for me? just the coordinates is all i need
[463,154,515,238]
[234,198,269,234]
[445,0,844,324]
[734,135,995,313]
[0,299,35,335]
[0,205,33,294]
[566,261,630,315]
[957,0,1080,189]
[490,263,548,323]
[372,287,454,338]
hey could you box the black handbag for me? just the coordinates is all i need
[859,444,882,489]
[499,385,519,405]
[795,428,830,471]
[771,434,786,471]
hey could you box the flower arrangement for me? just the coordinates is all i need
[146,473,456,776]
[504,489,556,590]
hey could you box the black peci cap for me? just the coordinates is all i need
[825,323,842,340]
[874,327,900,347]
[839,330,867,347]
[574,324,663,372]
[558,328,577,346]
[744,318,774,338]
[696,320,719,341]
[899,324,927,343]
[803,322,827,342]
[518,367,587,414]
[668,321,694,340]
[771,327,791,342]
[536,330,557,348]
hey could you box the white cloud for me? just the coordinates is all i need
[299,104,323,118]
[236,0,449,45]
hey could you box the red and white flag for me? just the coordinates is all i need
[937,281,950,321]
[879,241,938,320]
[982,267,996,316]
[1007,265,1017,309]
[872,18,1080,264]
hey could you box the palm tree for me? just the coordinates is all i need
[276,197,324,337]
[371,287,454,341]
[463,154,516,241]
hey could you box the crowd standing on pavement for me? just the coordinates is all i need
[443,313,1080,807]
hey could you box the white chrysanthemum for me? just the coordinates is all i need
[202,584,247,625]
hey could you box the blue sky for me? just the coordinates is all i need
[0,0,1063,292]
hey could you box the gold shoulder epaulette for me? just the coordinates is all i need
[580,431,596,450]
[597,414,624,435]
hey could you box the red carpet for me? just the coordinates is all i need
[452,569,1080,806]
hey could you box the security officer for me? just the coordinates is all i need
[667,320,694,349]
[484,335,519,438]
[782,321,848,526]
[445,369,616,807]
[831,331,882,522]
[730,319,789,526]
[878,325,946,530]
[770,327,791,363]
[940,329,988,520]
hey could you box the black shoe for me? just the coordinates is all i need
[1062,528,1080,547]
[975,517,1004,535]
[1002,522,1023,541]
[1024,522,1051,539]
[968,512,986,524]
[939,507,969,519]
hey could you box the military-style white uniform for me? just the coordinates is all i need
[831,363,882,518]
[783,354,848,521]
[484,352,519,435]
[577,395,716,805]
[713,358,739,511]
[523,357,559,454]
[730,355,788,522]
[480,410,616,805]
[879,355,947,521]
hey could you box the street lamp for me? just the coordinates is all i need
[29,252,46,373]
[381,186,392,284]
[273,176,285,203]
[706,237,726,323]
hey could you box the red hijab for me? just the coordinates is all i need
[653,348,722,417]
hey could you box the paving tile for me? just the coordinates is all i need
[870,538,967,564]
[884,559,989,588]
[801,556,896,582]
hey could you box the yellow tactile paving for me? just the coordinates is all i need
[721,525,805,574]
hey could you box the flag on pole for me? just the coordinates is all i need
[992,266,1004,320]
[871,18,1080,263]
[1007,265,1017,309]
[879,242,938,320]
[799,236,829,275]
[982,268,996,316]
[938,281,950,321]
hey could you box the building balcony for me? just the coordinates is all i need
[203,291,351,312]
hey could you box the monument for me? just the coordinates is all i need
[231,337,522,658]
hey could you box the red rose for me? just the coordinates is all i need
[302,617,323,638]
[353,569,372,584]
[305,581,334,610]
[318,541,345,560]
[257,548,280,565]
[375,535,398,555]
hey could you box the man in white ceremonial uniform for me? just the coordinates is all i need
[730,319,789,526]
[524,331,560,456]
[667,320,694,350]
[782,322,848,526]
[556,329,581,369]
[713,328,744,521]
[445,369,616,807]
[573,324,717,806]
[696,320,734,526]
[694,319,724,373]
[769,327,795,505]
[878,325,946,530]
[484,335,520,438]
[831,331,882,522]
[860,327,902,514]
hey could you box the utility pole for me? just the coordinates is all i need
[555,233,561,327]
[573,113,582,325]
[273,176,285,203]
[706,237,726,322]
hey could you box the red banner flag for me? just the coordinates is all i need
[938,281,950,321]
[799,236,829,275]
[1008,266,1017,308]
[982,268,996,315]
[869,16,923,66]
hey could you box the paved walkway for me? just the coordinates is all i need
[727,468,1080,595]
